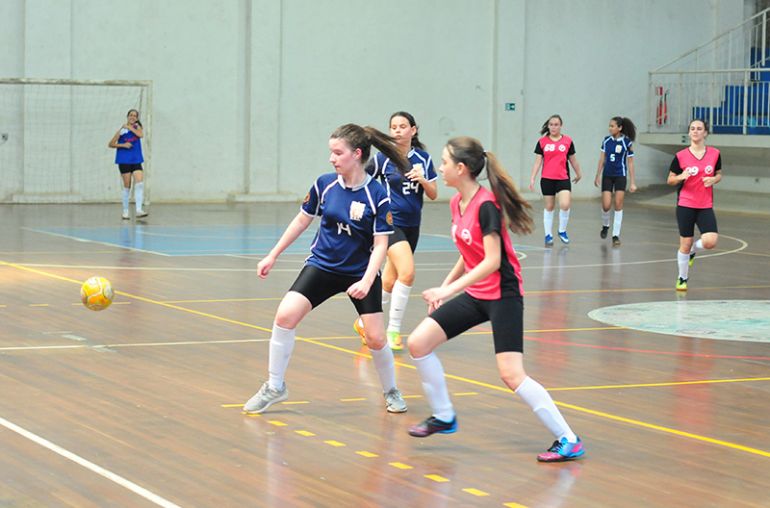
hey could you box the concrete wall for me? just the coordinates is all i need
[0,0,752,202]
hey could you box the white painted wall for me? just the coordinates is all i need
[0,0,753,202]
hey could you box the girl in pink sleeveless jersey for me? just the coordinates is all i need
[529,114,583,246]
[406,136,585,462]
[667,119,722,291]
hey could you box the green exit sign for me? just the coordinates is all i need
[505,103,516,111]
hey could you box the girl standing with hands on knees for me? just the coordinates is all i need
[594,116,637,246]
[529,114,583,246]
[353,111,438,351]
[667,119,722,291]
[407,136,585,463]
[243,124,410,415]
[109,109,147,219]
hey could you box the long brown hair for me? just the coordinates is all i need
[445,137,533,235]
[330,124,410,175]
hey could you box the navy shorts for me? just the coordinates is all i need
[540,178,571,196]
[289,265,382,315]
[676,206,718,237]
[601,175,627,193]
[389,225,420,252]
[429,292,524,353]
[118,164,143,174]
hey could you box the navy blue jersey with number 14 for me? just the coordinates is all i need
[301,173,393,277]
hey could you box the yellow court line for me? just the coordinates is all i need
[549,377,770,392]
[424,474,449,483]
[4,259,769,459]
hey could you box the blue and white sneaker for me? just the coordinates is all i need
[558,231,570,244]
[545,234,554,247]
[537,436,585,462]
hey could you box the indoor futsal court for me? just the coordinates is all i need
[1,196,768,507]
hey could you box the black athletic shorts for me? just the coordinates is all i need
[429,292,524,353]
[676,205,718,237]
[289,265,382,315]
[540,178,571,196]
[389,225,420,252]
[601,175,627,193]
[118,164,143,174]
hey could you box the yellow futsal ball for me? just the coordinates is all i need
[80,276,114,311]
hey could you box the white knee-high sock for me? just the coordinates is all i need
[412,353,454,422]
[382,289,391,307]
[268,324,296,390]
[134,182,144,211]
[387,281,411,333]
[677,251,690,279]
[601,209,611,227]
[558,209,570,233]
[369,344,396,393]
[122,187,130,211]
[612,210,623,237]
[515,376,576,441]
[690,239,704,254]
[543,210,554,236]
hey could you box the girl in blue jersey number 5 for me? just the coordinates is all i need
[243,124,411,415]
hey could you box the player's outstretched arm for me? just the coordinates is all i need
[257,212,314,278]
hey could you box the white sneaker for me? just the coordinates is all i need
[135,209,148,218]
[122,210,130,220]
[384,387,407,413]
[243,382,289,414]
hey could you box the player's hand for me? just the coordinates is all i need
[347,279,372,300]
[256,256,276,278]
[572,173,582,184]
[422,286,451,308]
[702,176,717,187]
[594,176,600,187]
[405,167,424,183]
[629,183,638,193]
[529,178,535,191]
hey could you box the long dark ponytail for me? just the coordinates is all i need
[446,137,533,235]
[330,124,410,175]
[612,116,636,141]
[389,111,426,151]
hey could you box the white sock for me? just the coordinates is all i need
[412,353,455,422]
[381,290,391,307]
[134,182,144,211]
[122,187,130,211]
[369,344,396,393]
[387,281,411,333]
[558,209,570,233]
[677,251,690,279]
[268,324,295,390]
[612,210,623,237]
[690,239,704,254]
[515,376,576,441]
[601,209,610,227]
[543,210,554,236]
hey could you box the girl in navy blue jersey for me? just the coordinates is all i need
[593,116,637,246]
[108,109,147,219]
[243,124,411,415]
[353,111,438,351]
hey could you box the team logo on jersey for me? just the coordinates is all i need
[558,144,567,152]
[385,211,393,226]
[615,145,623,153]
[451,225,473,246]
[704,165,714,175]
[349,201,366,221]
[686,166,699,176]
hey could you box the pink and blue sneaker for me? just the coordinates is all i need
[537,436,585,462]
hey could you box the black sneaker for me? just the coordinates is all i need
[612,236,621,247]
[600,226,609,239]
[408,416,458,437]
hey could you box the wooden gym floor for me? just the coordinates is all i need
[0,195,768,508]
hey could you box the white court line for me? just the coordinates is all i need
[0,337,270,352]
[0,416,181,508]
[22,227,171,257]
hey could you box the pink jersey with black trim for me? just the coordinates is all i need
[450,187,524,300]
[674,147,721,209]
[538,135,573,180]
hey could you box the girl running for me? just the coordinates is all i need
[243,124,410,415]
[667,119,722,291]
[593,116,637,246]
[529,115,583,246]
[406,136,585,463]
[354,111,438,351]
[108,109,147,219]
